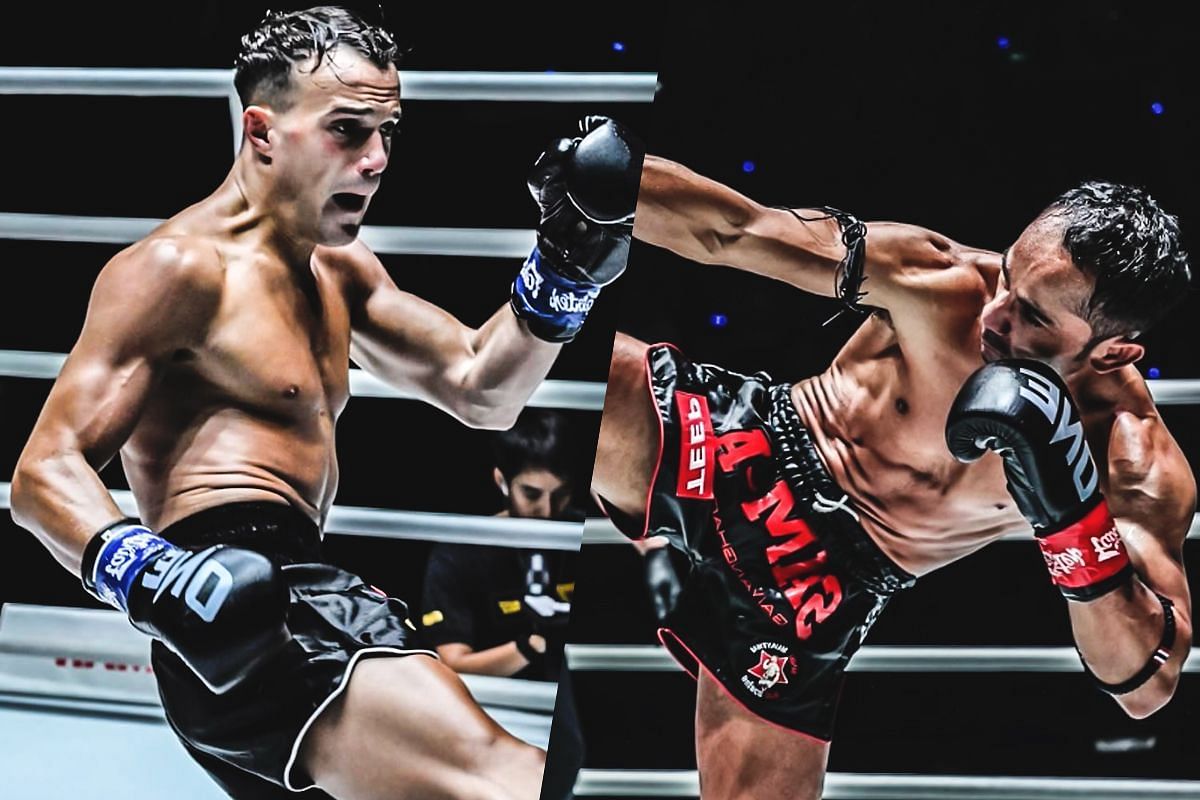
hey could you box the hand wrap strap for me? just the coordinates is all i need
[779,205,869,323]
[81,518,164,611]
[511,247,602,342]
[1079,592,1176,696]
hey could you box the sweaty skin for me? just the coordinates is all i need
[13,52,559,570]
[12,50,554,800]
[595,154,1195,800]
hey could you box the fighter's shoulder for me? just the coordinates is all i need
[1106,399,1197,523]
[102,234,226,297]
[865,221,996,303]
[315,239,388,290]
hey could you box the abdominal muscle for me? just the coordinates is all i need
[121,403,337,533]
[789,357,1029,576]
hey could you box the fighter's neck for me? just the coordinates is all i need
[206,158,319,271]
[1063,360,1148,417]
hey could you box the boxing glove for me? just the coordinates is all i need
[945,359,1133,601]
[512,116,645,342]
[643,547,682,623]
[81,520,293,693]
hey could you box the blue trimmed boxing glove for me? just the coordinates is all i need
[81,519,292,694]
[512,116,644,342]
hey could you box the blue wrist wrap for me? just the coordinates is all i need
[511,247,602,342]
[90,523,170,612]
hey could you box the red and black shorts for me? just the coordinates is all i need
[151,502,435,798]
[604,344,915,740]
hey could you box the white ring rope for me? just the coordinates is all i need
[5,349,1200,414]
[0,67,658,102]
[0,350,605,411]
[0,213,539,258]
[0,604,555,748]
[573,770,1200,799]
[563,643,1200,673]
[0,483,584,550]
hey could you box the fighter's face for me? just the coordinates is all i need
[979,217,1099,374]
[268,50,401,245]
[502,469,574,520]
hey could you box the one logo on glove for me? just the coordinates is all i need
[742,641,794,698]
[519,255,544,299]
[140,547,234,623]
[1017,367,1098,502]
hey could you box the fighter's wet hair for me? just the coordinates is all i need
[1040,180,1191,344]
[492,410,575,484]
[234,6,401,110]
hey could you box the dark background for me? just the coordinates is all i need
[568,0,1200,787]
[0,0,661,698]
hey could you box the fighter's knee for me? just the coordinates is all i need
[607,332,650,387]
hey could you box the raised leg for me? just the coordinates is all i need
[592,332,660,521]
[694,670,829,800]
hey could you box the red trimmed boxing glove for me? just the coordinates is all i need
[945,360,1133,601]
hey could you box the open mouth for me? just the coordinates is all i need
[332,193,367,212]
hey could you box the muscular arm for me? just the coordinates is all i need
[9,238,221,575]
[1069,411,1195,718]
[332,242,559,430]
[636,155,991,337]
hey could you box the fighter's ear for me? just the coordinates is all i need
[1089,335,1144,374]
[493,467,509,496]
[242,106,275,162]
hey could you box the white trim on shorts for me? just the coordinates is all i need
[283,646,439,792]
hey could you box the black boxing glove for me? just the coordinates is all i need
[945,360,1133,601]
[81,519,293,693]
[511,116,645,342]
[643,547,682,623]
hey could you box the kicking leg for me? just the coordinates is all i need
[593,332,660,520]
[694,670,829,800]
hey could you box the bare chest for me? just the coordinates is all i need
[194,262,352,419]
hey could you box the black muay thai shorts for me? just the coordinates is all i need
[604,344,916,740]
[151,501,434,798]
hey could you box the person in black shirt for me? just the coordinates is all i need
[421,410,579,679]
[420,409,583,799]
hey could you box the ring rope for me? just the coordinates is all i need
[573,770,1200,799]
[0,67,658,102]
[0,214,539,258]
[0,483,584,550]
[563,643,1200,673]
[4,350,1200,413]
[0,604,557,713]
[0,350,605,411]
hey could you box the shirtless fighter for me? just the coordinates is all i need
[594,156,1195,798]
[9,7,640,800]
